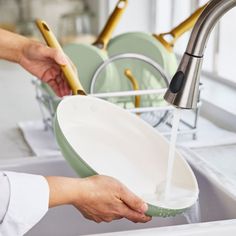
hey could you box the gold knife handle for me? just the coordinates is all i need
[94,0,128,50]
[35,19,86,96]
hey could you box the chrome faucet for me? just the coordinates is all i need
[164,0,236,109]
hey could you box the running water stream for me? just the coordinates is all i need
[164,108,181,200]
[163,108,201,223]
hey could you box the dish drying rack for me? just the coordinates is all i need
[33,53,203,140]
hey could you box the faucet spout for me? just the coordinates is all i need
[164,0,236,109]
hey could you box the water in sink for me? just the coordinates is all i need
[142,183,199,209]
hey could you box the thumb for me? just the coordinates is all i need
[120,186,148,214]
[39,45,68,65]
[53,49,68,66]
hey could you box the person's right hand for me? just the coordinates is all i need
[19,40,71,97]
[46,175,152,223]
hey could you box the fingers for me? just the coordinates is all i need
[82,212,103,223]
[120,186,148,214]
[57,71,71,96]
[120,203,152,223]
[118,184,151,223]
[38,44,76,96]
[81,205,151,224]
[38,44,68,66]
[41,65,71,97]
[95,215,122,223]
[61,78,71,96]
[39,44,78,77]
[47,78,70,97]
[47,79,61,97]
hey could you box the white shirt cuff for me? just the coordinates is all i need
[0,171,49,236]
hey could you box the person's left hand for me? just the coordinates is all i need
[19,40,71,97]
[46,175,152,223]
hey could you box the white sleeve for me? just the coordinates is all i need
[0,171,49,236]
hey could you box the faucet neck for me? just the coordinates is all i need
[186,0,236,57]
[164,0,236,109]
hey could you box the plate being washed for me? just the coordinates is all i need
[54,96,199,217]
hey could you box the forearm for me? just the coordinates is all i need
[0,28,29,63]
[45,176,80,208]
[0,28,70,97]
[45,175,151,223]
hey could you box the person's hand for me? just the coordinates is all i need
[46,175,152,223]
[19,40,71,97]
[73,175,151,223]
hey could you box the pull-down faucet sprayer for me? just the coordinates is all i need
[164,0,236,109]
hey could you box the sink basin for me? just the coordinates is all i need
[0,155,236,236]
[83,219,236,236]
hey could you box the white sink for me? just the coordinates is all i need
[0,155,236,236]
[84,219,236,236]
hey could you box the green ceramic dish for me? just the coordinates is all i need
[107,32,178,108]
[54,95,199,217]
[106,4,207,107]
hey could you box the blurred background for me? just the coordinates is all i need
[0,0,234,80]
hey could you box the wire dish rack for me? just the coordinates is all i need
[33,53,203,140]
